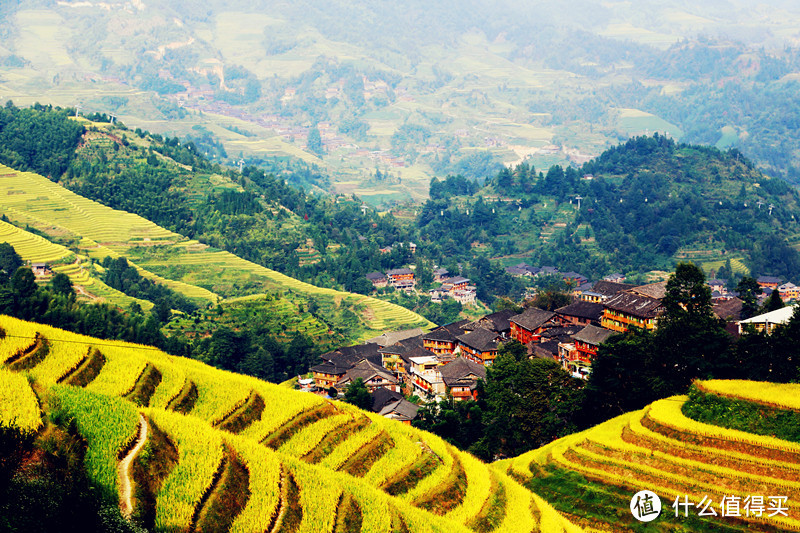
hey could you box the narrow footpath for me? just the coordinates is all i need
[119,413,149,518]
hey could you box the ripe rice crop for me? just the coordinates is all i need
[146,360,186,410]
[444,451,492,525]
[177,362,252,425]
[148,408,225,532]
[402,434,454,505]
[239,382,325,442]
[30,340,91,384]
[363,420,425,487]
[227,434,282,533]
[86,347,148,398]
[278,413,353,458]
[0,368,41,432]
[647,396,800,455]
[318,419,384,471]
[696,379,800,411]
[0,318,45,364]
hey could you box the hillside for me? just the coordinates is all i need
[0,159,433,342]
[4,1,800,198]
[496,379,800,532]
[420,135,800,282]
[0,315,580,532]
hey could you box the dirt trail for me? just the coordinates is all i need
[119,413,148,518]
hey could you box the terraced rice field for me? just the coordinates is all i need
[497,384,800,532]
[0,219,73,264]
[0,163,432,333]
[0,164,178,244]
[0,315,579,533]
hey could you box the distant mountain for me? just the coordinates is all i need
[4,0,800,199]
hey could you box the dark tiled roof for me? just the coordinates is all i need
[591,280,636,297]
[440,356,486,385]
[366,272,386,280]
[309,362,349,375]
[322,343,382,367]
[603,293,663,319]
[758,275,782,284]
[443,320,470,334]
[378,399,419,421]
[540,325,583,339]
[482,309,517,332]
[511,308,557,331]
[572,325,615,346]
[423,328,458,342]
[366,328,424,347]
[713,297,744,321]
[370,388,404,412]
[532,340,560,359]
[340,360,397,385]
[402,346,437,359]
[457,328,500,352]
[629,281,667,299]
[506,266,530,276]
[562,271,588,281]
[555,301,605,321]
[386,268,414,276]
[445,276,471,284]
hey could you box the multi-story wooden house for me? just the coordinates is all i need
[509,308,558,344]
[440,357,486,401]
[601,292,663,333]
[455,329,502,366]
[566,324,615,377]
[386,268,415,290]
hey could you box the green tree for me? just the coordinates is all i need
[660,262,712,320]
[0,243,22,280]
[51,272,73,298]
[476,341,583,459]
[763,289,785,313]
[343,378,372,410]
[307,127,323,157]
[11,267,36,299]
[736,276,762,319]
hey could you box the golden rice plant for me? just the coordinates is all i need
[148,408,225,532]
[278,413,352,458]
[318,419,383,471]
[0,368,41,432]
[696,379,800,411]
[227,434,282,533]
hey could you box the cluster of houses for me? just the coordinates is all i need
[313,264,800,423]
[365,266,478,304]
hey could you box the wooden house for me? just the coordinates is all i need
[509,308,558,344]
[440,357,486,401]
[601,292,663,333]
[455,329,501,366]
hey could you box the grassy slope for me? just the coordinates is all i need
[0,160,433,339]
[0,315,579,533]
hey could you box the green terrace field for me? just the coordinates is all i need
[0,217,153,310]
[0,315,581,533]
[496,380,800,532]
[0,163,433,338]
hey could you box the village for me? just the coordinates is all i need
[308,264,798,424]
